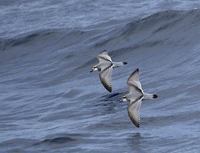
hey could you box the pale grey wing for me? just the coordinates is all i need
[98,51,112,62]
[127,68,142,92]
[97,52,112,71]
[128,84,143,98]
[99,65,113,92]
[98,62,112,72]
[128,97,143,128]
[97,51,112,71]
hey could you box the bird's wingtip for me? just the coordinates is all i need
[108,87,112,93]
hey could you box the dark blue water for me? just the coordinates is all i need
[1,1,200,153]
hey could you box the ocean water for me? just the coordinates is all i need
[0,0,200,153]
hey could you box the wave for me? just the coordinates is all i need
[0,28,93,51]
[38,136,76,145]
[92,9,200,50]
[1,9,200,51]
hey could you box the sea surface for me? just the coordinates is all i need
[0,0,200,153]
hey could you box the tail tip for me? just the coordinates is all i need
[123,62,128,65]
[153,94,158,99]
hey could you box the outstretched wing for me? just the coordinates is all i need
[99,65,113,92]
[128,97,143,128]
[97,51,112,63]
[97,51,112,71]
[127,68,143,95]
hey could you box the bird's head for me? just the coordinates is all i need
[122,95,128,102]
[90,66,99,72]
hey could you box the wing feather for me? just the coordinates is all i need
[128,97,143,128]
[99,65,113,92]
[97,51,112,63]
[127,68,143,94]
[97,51,112,71]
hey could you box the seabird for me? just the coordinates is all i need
[122,68,158,127]
[91,50,127,92]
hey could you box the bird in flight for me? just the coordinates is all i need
[91,51,127,92]
[123,68,158,127]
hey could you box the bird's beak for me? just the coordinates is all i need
[122,96,127,102]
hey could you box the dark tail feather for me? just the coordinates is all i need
[153,94,158,99]
[123,62,128,65]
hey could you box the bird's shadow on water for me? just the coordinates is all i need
[100,90,126,103]
[93,92,126,114]
[127,132,147,153]
[101,92,122,100]
[32,133,87,147]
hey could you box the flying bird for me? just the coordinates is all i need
[91,51,127,92]
[123,68,158,127]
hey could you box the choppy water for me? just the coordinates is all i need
[1,1,200,153]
